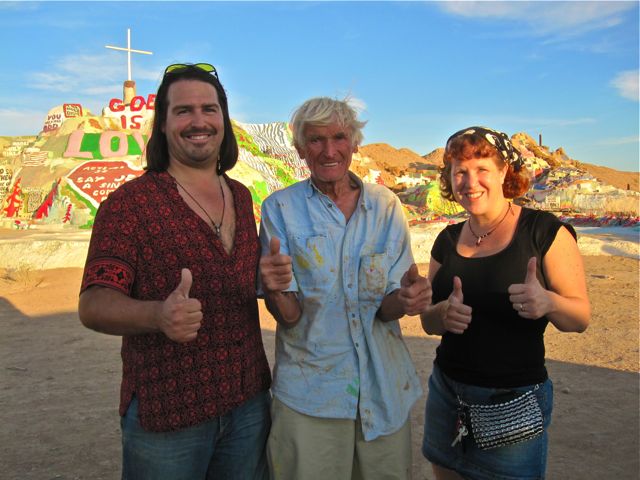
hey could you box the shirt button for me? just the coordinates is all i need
[351,313,356,318]
[347,283,353,289]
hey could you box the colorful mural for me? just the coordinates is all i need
[1,91,638,230]
[0,95,313,229]
[66,160,144,210]
[63,131,147,160]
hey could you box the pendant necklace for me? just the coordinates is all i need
[467,202,511,247]
[173,175,225,236]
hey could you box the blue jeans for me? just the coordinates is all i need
[121,391,271,480]
[422,365,553,480]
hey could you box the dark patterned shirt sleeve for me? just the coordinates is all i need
[80,187,138,295]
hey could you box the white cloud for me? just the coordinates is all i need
[27,53,158,96]
[28,55,111,92]
[594,135,640,146]
[436,1,634,37]
[611,70,639,101]
[0,2,38,13]
[0,109,46,136]
[29,72,76,93]
[136,66,164,83]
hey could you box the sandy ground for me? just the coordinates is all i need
[0,233,638,479]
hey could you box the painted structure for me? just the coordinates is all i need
[0,91,313,229]
[0,92,638,229]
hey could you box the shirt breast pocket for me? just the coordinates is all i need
[358,242,399,303]
[288,232,332,293]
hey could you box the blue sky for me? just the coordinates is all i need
[0,1,638,171]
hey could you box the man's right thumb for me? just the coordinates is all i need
[176,268,192,299]
[270,237,281,256]
[407,263,420,283]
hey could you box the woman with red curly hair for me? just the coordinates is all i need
[420,126,590,480]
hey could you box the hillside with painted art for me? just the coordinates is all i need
[0,86,638,230]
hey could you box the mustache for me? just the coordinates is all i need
[182,128,217,136]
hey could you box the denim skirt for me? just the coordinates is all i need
[422,364,553,480]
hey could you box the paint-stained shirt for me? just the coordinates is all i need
[259,173,422,441]
[80,170,271,432]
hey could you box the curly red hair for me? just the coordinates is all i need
[439,133,530,201]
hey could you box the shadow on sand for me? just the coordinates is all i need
[1,299,638,480]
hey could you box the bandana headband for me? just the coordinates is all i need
[446,126,524,169]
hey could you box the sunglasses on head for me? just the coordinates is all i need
[163,63,218,79]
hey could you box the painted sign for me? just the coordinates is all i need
[43,106,65,133]
[66,160,144,208]
[64,103,83,118]
[103,94,155,130]
[42,104,84,133]
[0,166,13,199]
[63,131,148,160]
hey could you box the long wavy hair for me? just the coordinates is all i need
[144,65,238,174]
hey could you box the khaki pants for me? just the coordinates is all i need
[267,397,412,480]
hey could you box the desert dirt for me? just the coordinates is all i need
[0,255,638,479]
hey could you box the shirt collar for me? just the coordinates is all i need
[304,172,371,210]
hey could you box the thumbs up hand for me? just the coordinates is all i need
[508,257,549,319]
[442,276,472,334]
[398,264,432,316]
[260,236,293,293]
[160,268,203,343]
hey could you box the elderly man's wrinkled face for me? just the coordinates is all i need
[296,122,357,189]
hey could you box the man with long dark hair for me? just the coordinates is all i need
[79,63,271,479]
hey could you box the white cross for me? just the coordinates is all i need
[105,28,153,81]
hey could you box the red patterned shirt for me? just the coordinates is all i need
[81,170,271,432]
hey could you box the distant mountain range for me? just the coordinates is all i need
[359,138,638,193]
[358,134,638,219]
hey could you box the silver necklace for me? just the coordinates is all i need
[467,202,511,246]
[173,175,226,236]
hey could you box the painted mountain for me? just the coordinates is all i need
[0,94,638,230]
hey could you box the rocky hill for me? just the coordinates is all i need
[578,163,638,192]
[358,135,638,193]
[356,136,638,219]
[358,143,434,173]
[422,148,444,167]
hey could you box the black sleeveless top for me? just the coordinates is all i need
[431,207,575,388]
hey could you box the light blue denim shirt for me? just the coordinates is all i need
[259,173,422,441]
